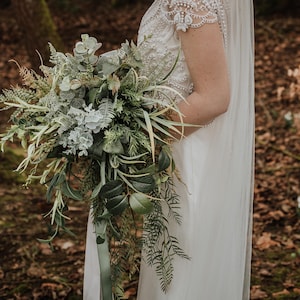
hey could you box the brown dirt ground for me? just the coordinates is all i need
[1,1,300,299]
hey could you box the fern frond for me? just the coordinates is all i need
[1,87,36,104]
[163,178,182,225]
[153,249,174,292]
[169,236,190,260]
[141,179,189,292]
[19,66,51,93]
[98,98,115,129]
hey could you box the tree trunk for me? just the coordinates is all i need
[11,0,64,72]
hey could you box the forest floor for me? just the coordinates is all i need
[1,1,300,299]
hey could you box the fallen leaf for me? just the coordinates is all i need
[251,285,268,299]
[39,243,53,255]
[259,268,272,277]
[268,210,285,220]
[272,289,290,297]
[0,268,4,280]
[27,263,46,278]
[256,232,280,250]
[293,288,300,294]
[283,239,296,249]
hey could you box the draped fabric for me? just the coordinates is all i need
[83,1,255,299]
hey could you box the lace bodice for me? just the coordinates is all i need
[137,0,226,100]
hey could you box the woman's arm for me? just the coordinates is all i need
[171,22,230,136]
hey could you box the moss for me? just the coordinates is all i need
[252,248,300,299]
[251,274,262,286]
[35,0,65,52]
[10,283,30,294]
[0,148,26,184]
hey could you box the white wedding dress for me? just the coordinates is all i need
[83,1,255,299]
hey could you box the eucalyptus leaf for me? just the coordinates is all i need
[97,55,120,75]
[129,193,153,214]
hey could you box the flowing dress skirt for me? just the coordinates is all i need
[84,114,253,300]
[137,119,253,300]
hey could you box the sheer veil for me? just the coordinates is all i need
[137,0,255,298]
[224,0,255,297]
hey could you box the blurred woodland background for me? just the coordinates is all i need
[0,0,300,299]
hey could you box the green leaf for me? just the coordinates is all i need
[54,211,65,227]
[47,145,64,158]
[99,180,124,199]
[157,149,171,172]
[131,175,156,193]
[61,180,83,201]
[106,195,128,215]
[46,173,65,202]
[88,139,104,159]
[88,88,98,104]
[143,110,155,162]
[91,181,102,199]
[135,164,156,175]
[96,234,106,244]
[129,193,153,214]
[120,68,137,89]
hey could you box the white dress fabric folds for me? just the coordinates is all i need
[83,0,255,299]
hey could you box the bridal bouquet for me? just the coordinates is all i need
[0,34,189,299]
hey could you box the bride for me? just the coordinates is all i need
[84,0,255,299]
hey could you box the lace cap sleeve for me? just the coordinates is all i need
[162,0,219,32]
